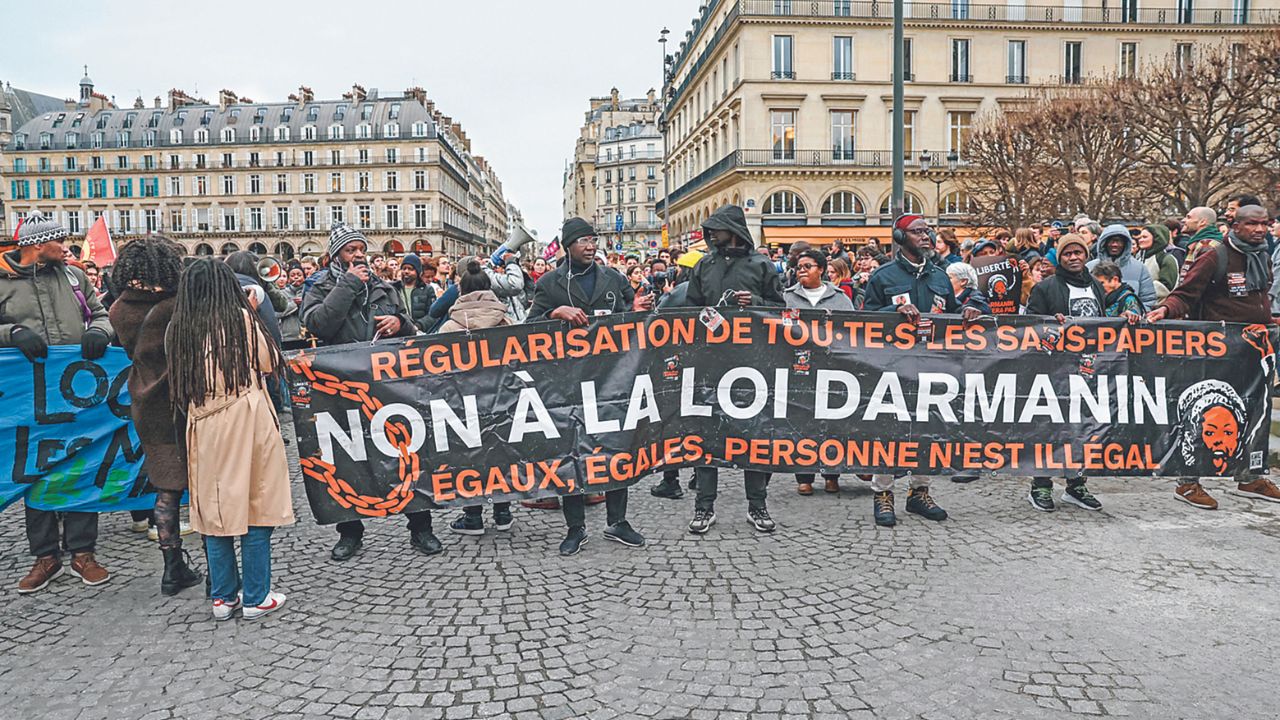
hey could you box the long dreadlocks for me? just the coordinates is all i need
[167,258,283,409]
[110,235,184,294]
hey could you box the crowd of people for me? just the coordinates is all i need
[3,189,1280,621]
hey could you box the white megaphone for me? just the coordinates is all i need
[491,224,537,267]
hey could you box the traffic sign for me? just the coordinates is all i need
[615,214,624,232]
[649,239,658,249]
[615,241,623,252]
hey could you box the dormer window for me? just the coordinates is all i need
[96,113,111,129]
[169,128,183,144]
[221,127,236,143]
[39,132,52,149]
[64,132,78,149]
[388,103,401,120]
[14,133,27,150]
[383,123,400,138]
[356,123,371,139]
[194,128,209,143]
[228,108,241,122]
[116,131,131,148]
[411,121,428,138]
[123,112,137,128]
[201,109,214,125]
[280,107,293,123]
[274,125,291,141]
[91,132,104,148]
[306,105,319,122]
[328,124,344,140]
[52,113,66,128]
[249,126,262,141]
[302,125,317,141]
[174,111,187,127]
[360,104,373,121]
[253,107,267,124]
[334,104,347,121]
[148,111,162,128]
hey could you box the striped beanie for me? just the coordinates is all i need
[328,223,367,258]
[17,212,69,247]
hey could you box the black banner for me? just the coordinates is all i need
[287,310,1273,525]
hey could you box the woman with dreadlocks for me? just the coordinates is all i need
[108,237,203,596]
[168,259,294,621]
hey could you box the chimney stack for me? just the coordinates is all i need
[218,88,238,110]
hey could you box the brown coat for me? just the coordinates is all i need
[186,312,294,536]
[110,288,187,491]
[1159,237,1272,324]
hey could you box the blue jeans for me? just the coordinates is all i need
[205,526,274,607]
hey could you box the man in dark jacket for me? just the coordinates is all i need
[863,215,973,527]
[1023,234,1106,513]
[680,204,784,536]
[393,253,435,331]
[525,218,649,556]
[0,213,114,593]
[301,224,439,561]
[1148,205,1280,510]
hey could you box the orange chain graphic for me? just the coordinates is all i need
[290,353,417,517]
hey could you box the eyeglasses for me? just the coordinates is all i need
[796,263,820,271]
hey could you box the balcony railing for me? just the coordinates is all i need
[831,71,857,81]
[949,73,972,83]
[739,0,1278,25]
[770,70,796,80]
[1006,74,1028,84]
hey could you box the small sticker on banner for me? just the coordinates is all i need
[698,307,725,332]
[792,349,811,375]
[891,292,911,306]
[662,355,681,381]
[1251,451,1264,470]
[782,308,800,327]
[931,296,946,313]
[915,317,935,342]
[1078,353,1096,377]
[1040,325,1063,353]
[594,309,611,317]
[290,381,311,409]
[1228,272,1248,297]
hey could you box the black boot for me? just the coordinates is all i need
[161,547,203,597]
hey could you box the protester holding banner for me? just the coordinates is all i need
[108,237,204,596]
[681,204,784,535]
[525,218,647,555]
[862,214,969,527]
[167,259,293,620]
[302,224,439,561]
[0,212,115,593]
[1147,204,1280,509]
[785,248,853,496]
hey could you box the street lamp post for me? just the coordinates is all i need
[919,149,959,224]
[891,0,905,220]
[659,27,671,254]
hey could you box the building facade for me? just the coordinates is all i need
[2,76,512,259]
[562,89,663,254]
[659,0,1280,246]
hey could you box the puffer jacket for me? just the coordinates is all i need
[783,282,855,311]
[436,290,513,333]
[684,205,784,307]
[1086,224,1157,310]
[0,249,113,346]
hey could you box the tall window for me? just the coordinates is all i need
[1175,43,1194,75]
[831,111,856,161]
[951,0,970,19]
[249,174,262,194]
[889,110,916,159]
[770,110,796,160]
[1064,42,1083,84]
[385,171,398,191]
[304,206,317,230]
[951,39,971,82]
[833,36,854,80]
[1120,0,1138,22]
[902,38,914,81]
[303,173,317,194]
[1007,40,1027,83]
[414,204,431,228]
[385,204,400,229]
[1233,0,1248,23]
[414,169,427,191]
[772,36,794,79]
[275,207,290,230]
[222,175,234,194]
[948,112,973,156]
[1119,42,1138,79]
[1177,0,1193,23]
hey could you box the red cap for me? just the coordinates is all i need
[894,214,923,231]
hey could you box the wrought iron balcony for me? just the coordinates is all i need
[738,0,1277,25]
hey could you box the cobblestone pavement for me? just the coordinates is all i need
[1,416,1278,720]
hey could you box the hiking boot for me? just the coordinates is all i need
[559,526,588,556]
[824,478,840,494]
[16,556,62,594]
[493,507,515,531]
[160,548,203,596]
[1175,483,1218,510]
[1062,484,1102,511]
[409,530,444,556]
[1028,486,1056,512]
[603,521,646,547]
[449,514,486,536]
[748,507,776,533]
[1235,478,1280,503]
[906,488,948,521]
[873,491,896,527]
[650,480,684,499]
[68,552,110,587]
[330,535,363,561]
[796,482,814,496]
[688,508,716,535]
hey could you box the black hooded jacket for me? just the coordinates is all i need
[684,205,784,307]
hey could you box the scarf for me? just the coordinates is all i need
[1056,266,1094,288]
[1227,232,1271,292]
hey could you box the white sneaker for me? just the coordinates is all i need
[148,521,193,541]
[211,597,241,621]
[128,520,150,533]
[242,591,286,620]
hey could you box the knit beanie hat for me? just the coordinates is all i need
[561,218,595,250]
[17,212,69,247]
[401,253,423,274]
[1056,233,1089,261]
[328,223,367,258]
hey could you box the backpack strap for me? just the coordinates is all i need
[63,267,94,328]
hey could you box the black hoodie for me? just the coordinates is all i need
[684,205,784,307]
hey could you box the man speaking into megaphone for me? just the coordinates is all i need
[484,225,539,323]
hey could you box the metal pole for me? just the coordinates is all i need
[660,31,671,252]
[892,0,905,220]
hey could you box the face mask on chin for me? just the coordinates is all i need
[722,245,748,258]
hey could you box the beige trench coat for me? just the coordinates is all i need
[186,313,295,536]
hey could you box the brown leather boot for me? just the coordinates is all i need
[824,479,841,494]
[797,483,814,496]
[68,552,110,587]
[17,556,62,594]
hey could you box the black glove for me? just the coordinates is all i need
[10,326,48,362]
[81,328,110,360]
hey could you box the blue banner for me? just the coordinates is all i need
[0,346,154,512]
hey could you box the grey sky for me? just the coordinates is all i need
[0,0,698,240]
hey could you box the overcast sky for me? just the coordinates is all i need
[0,0,698,239]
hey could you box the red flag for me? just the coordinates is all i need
[9,216,22,245]
[542,238,560,261]
[83,216,116,266]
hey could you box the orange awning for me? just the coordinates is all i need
[762,225,986,246]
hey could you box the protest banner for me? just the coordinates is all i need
[0,347,153,512]
[972,255,1024,314]
[287,310,1274,525]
